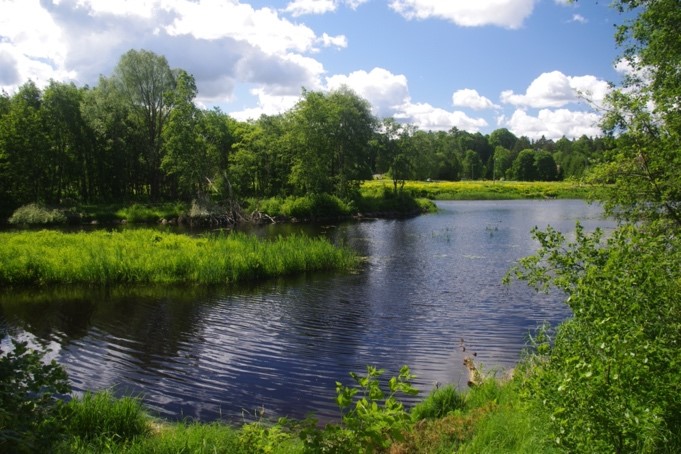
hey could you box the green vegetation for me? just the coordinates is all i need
[362,179,596,200]
[0,229,358,286]
[8,203,68,225]
[0,49,608,223]
[2,341,550,453]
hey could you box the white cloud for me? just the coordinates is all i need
[318,33,348,49]
[284,0,336,17]
[500,108,601,140]
[452,89,499,110]
[389,0,539,29]
[165,1,317,55]
[230,87,302,121]
[396,102,488,132]
[325,67,487,132]
[0,0,75,90]
[0,0,342,112]
[570,14,587,24]
[500,71,610,108]
[326,67,409,117]
[283,0,368,16]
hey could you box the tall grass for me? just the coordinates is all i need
[64,392,149,442]
[0,229,358,286]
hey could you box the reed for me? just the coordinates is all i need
[0,229,358,286]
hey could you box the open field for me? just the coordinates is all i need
[361,179,600,200]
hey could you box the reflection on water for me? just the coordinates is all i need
[0,200,612,423]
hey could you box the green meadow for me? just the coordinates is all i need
[361,179,599,201]
[0,229,358,286]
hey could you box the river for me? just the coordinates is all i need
[0,199,611,423]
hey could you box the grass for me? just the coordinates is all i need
[52,377,554,454]
[362,179,601,201]
[0,229,358,286]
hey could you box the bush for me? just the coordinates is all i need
[0,340,71,453]
[8,204,67,225]
[509,223,681,453]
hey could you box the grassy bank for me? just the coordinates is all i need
[49,374,553,453]
[0,229,358,286]
[362,179,599,200]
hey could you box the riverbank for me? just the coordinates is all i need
[0,229,358,286]
[2,180,596,227]
[5,348,554,453]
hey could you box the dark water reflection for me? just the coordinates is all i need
[0,200,612,423]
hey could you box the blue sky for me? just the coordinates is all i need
[0,0,629,139]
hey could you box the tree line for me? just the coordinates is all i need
[0,49,611,214]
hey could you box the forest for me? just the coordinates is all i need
[0,48,611,219]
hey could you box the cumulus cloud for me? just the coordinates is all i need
[325,67,487,132]
[500,108,601,140]
[326,68,409,117]
[396,102,488,132]
[0,0,76,90]
[230,87,302,121]
[500,71,610,108]
[452,89,499,110]
[0,0,351,111]
[388,0,539,29]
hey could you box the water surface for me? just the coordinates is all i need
[0,200,611,423]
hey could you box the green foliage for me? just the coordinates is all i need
[300,365,418,453]
[0,340,71,453]
[0,229,358,286]
[410,385,465,420]
[239,421,296,454]
[64,391,149,443]
[8,203,68,225]
[508,224,681,453]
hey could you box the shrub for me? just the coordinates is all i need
[509,223,681,453]
[301,365,419,453]
[0,340,71,453]
[8,204,67,225]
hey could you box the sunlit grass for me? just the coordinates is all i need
[362,179,599,200]
[0,229,358,286]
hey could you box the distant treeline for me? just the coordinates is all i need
[0,49,612,215]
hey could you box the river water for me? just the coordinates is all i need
[0,200,611,423]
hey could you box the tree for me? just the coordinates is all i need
[462,149,483,180]
[0,81,49,205]
[488,128,518,152]
[534,151,558,181]
[509,149,537,181]
[112,49,176,200]
[491,146,513,181]
[161,70,205,200]
[42,81,94,202]
[289,87,376,198]
[592,0,681,226]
